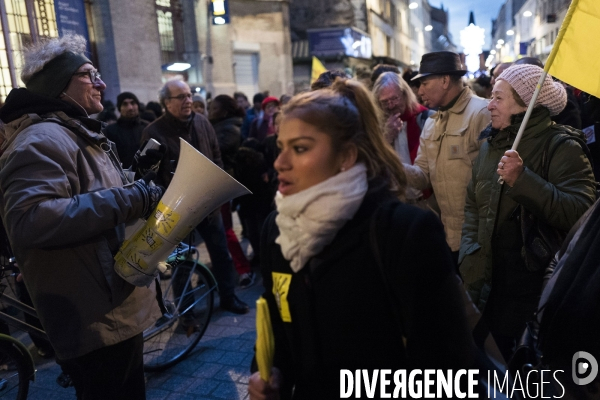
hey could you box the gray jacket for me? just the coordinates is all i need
[0,111,161,360]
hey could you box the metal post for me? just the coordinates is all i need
[0,0,19,88]
[25,0,39,43]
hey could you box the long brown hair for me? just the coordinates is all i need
[282,78,407,198]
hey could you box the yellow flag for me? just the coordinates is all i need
[255,297,275,382]
[546,0,600,98]
[310,56,327,85]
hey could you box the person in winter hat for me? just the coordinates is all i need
[496,63,567,118]
[459,63,596,361]
[0,34,163,398]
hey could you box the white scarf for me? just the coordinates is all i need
[275,163,368,273]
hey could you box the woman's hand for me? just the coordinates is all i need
[248,368,282,400]
[497,150,524,187]
[384,113,404,145]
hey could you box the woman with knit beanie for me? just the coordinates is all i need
[459,64,596,361]
[248,78,477,399]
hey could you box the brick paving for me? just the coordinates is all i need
[17,213,264,400]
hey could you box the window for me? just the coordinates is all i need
[234,53,258,97]
[155,0,182,65]
[157,10,175,52]
[5,0,32,75]
[0,23,13,101]
[0,0,59,99]
[35,0,58,38]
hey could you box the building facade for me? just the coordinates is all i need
[491,0,570,65]
[0,0,293,105]
[205,0,293,99]
[429,3,456,53]
[289,0,438,92]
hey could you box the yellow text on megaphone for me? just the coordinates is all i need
[114,138,251,287]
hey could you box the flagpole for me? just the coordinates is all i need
[497,70,547,184]
[498,0,579,184]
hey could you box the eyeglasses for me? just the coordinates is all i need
[167,93,193,101]
[380,96,402,107]
[73,70,102,84]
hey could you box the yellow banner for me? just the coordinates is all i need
[310,56,327,84]
[256,297,274,382]
[546,0,600,98]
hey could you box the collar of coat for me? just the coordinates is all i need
[117,115,146,128]
[485,106,552,149]
[1,108,106,155]
[163,110,194,130]
[431,87,473,120]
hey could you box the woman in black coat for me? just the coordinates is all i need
[248,79,477,399]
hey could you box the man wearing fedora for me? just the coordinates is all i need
[402,51,491,265]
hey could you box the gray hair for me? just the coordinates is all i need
[158,79,187,107]
[20,34,87,84]
[372,72,420,114]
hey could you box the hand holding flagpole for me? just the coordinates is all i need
[498,0,595,184]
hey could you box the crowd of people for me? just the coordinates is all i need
[0,32,599,399]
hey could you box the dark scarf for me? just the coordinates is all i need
[539,199,600,363]
[401,104,429,163]
[0,88,86,123]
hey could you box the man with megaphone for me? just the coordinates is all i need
[0,34,164,399]
[142,79,250,315]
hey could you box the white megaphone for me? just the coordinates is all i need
[114,138,251,287]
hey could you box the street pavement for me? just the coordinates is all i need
[20,214,264,400]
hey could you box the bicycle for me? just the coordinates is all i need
[0,257,38,400]
[142,240,218,371]
[0,239,217,398]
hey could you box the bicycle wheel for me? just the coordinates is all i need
[143,261,215,371]
[0,336,33,400]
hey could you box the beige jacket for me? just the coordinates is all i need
[404,87,490,251]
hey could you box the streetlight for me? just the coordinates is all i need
[425,25,433,31]
[409,2,418,10]
[166,63,192,71]
[523,11,533,17]
[507,30,514,36]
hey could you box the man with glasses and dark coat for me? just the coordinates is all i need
[142,79,250,315]
[0,34,163,398]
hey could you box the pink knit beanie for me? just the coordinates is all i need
[497,64,567,116]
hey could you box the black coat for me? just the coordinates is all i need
[258,185,474,399]
[103,116,148,168]
[141,111,222,188]
[210,116,243,175]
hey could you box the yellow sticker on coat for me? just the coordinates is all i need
[272,272,292,322]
